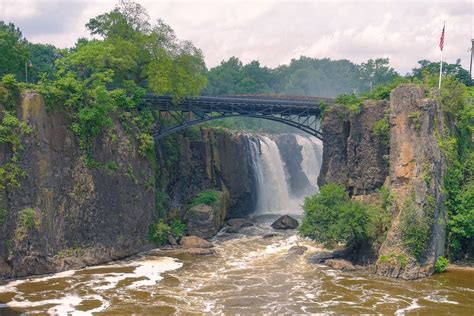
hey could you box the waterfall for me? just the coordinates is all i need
[295,135,323,191]
[248,133,323,214]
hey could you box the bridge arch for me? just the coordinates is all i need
[146,95,332,141]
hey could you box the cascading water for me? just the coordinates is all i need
[295,135,323,190]
[249,133,323,214]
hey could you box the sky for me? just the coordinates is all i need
[1,0,473,74]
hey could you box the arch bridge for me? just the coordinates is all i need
[145,94,334,141]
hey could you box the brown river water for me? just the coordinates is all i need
[0,215,473,315]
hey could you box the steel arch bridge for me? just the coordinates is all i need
[145,95,334,141]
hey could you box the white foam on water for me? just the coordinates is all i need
[0,269,76,293]
[425,295,459,304]
[395,299,420,315]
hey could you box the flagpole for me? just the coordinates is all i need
[438,21,445,90]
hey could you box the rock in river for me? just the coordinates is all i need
[225,218,254,233]
[180,236,213,249]
[271,215,299,230]
[325,259,356,271]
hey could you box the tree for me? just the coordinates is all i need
[412,59,472,86]
[358,58,399,92]
[0,22,29,79]
[26,43,63,83]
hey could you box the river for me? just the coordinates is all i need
[0,215,473,315]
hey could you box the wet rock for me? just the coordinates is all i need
[262,232,280,239]
[180,236,213,249]
[308,251,334,264]
[185,248,215,256]
[325,259,355,271]
[271,215,299,230]
[167,234,178,246]
[186,191,229,239]
[225,218,254,233]
[287,245,308,256]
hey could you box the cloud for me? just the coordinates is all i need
[0,0,472,74]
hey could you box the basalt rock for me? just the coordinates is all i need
[318,100,389,196]
[225,218,254,233]
[186,191,229,239]
[180,236,213,249]
[271,215,299,230]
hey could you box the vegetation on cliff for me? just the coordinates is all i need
[300,184,391,251]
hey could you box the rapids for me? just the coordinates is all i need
[0,216,473,314]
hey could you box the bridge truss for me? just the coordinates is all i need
[145,95,332,141]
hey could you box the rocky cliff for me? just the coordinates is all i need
[375,85,447,279]
[319,84,448,279]
[318,99,390,196]
[0,93,258,279]
[0,92,155,278]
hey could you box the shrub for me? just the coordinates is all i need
[373,118,390,144]
[434,256,449,273]
[149,219,171,246]
[170,219,187,239]
[190,190,220,207]
[20,208,39,230]
[299,184,369,248]
[400,194,431,261]
[138,133,154,157]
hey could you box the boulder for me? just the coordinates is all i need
[225,218,253,233]
[167,234,178,246]
[271,215,299,230]
[187,192,228,239]
[325,259,356,271]
[180,236,213,249]
[186,248,215,256]
[262,232,280,239]
[287,245,308,256]
[308,251,334,264]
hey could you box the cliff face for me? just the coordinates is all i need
[0,93,155,278]
[0,93,257,279]
[319,84,448,279]
[318,100,390,196]
[376,85,447,279]
[157,128,257,220]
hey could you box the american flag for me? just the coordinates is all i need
[439,23,445,51]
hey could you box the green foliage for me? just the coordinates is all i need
[1,74,21,110]
[299,184,369,248]
[0,107,31,190]
[148,219,171,246]
[400,193,432,261]
[379,252,408,269]
[0,209,7,225]
[300,184,393,250]
[19,208,39,230]
[138,133,154,157]
[434,256,449,273]
[412,59,472,86]
[373,118,390,144]
[408,111,422,131]
[190,190,220,207]
[0,22,29,80]
[105,161,119,171]
[170,219,187,239]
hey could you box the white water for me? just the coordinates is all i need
[295,135,323,189]
[249,134,323,214]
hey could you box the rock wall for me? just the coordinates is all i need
[318,100,390,196]
[157,128,257,220]
[0,93,258,279]
[319,84,448,279]
[0,93,155,278]
[375,84,447,279]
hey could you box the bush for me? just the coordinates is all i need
[170,219,187,239]
[434,256,449,273]
[399,194,431,261]
[149,219,171,246]
[299,184,369,248]
[373,118,390,144]
[190,190,220,207]
[20,208,39,230]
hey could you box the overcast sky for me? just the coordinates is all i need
[1,0,473,74]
